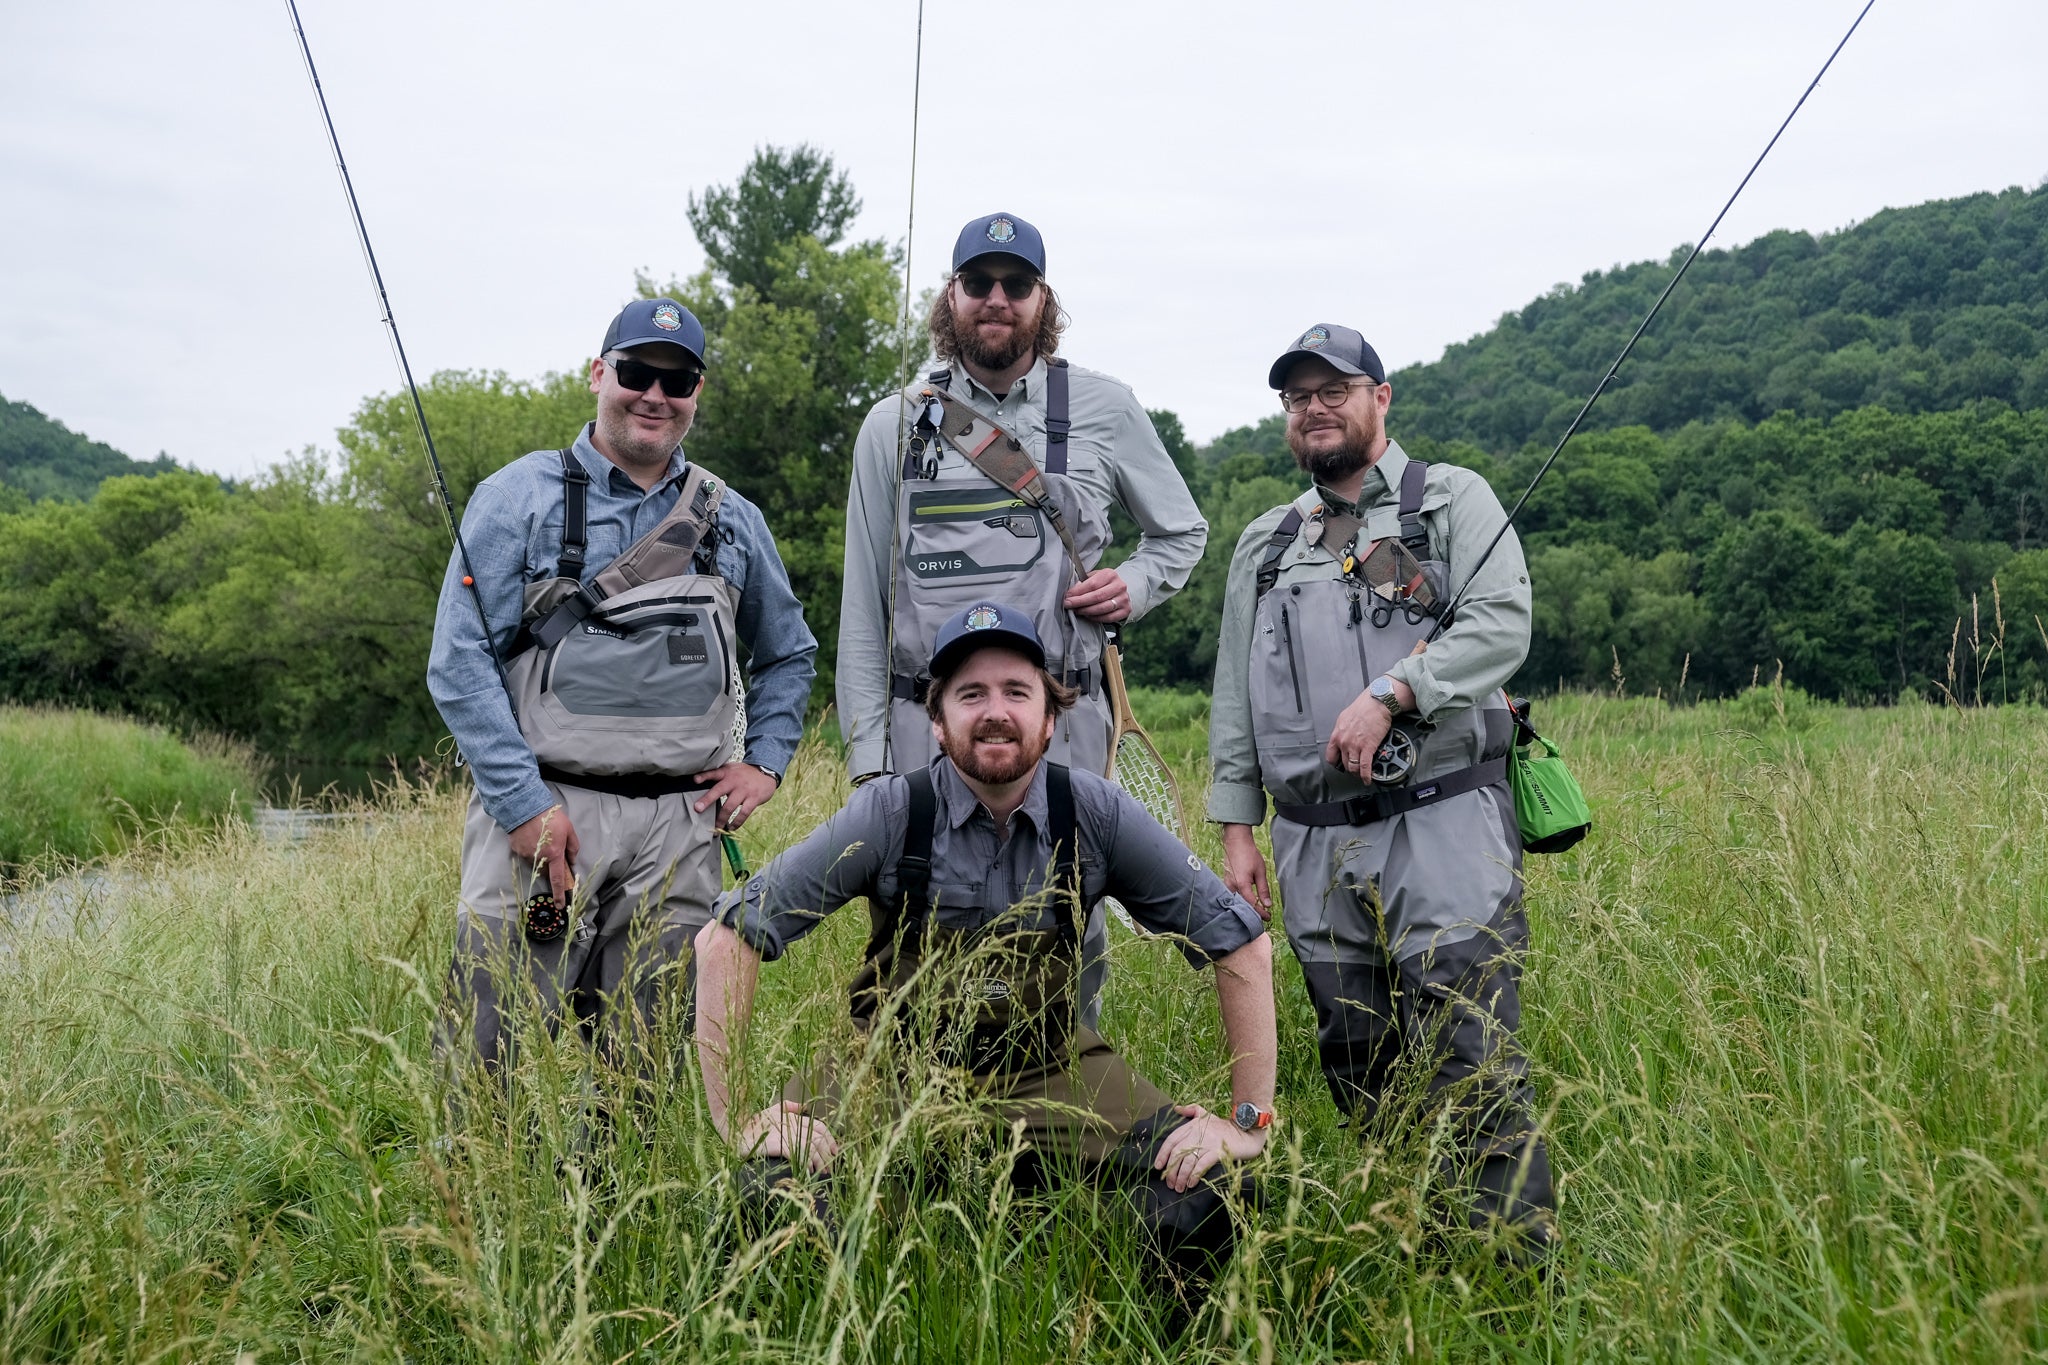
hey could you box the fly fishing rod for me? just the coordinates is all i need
[285,2,753,887]
[1426,0,1877,642]
[284,0,508,693]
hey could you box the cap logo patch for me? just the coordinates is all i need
[1300,325,1331,349]
[965,605,1002,631]
[651,304,683,332]
[986,217,1017,244]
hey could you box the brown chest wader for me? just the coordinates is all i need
[1249,461,1552,1235]
[846,763,1085,1076]
[503,451,739,796]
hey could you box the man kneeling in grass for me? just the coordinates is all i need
[695,602,1277,1303]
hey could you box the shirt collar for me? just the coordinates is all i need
[932,755,1050,836]
[571,421,687,497]
[957,354,1048,408]
[1315,438,1410,512]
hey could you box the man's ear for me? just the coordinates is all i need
[588,357,606,395]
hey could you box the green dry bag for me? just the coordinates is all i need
[1505,698,1591,854]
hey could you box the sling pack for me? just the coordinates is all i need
[887,362,1113,774]
[502,450,738,792]
[849,763,1085,1073]
[1247,458,1515,824]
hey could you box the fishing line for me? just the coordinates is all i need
[877,0,928,774]
[1430,0,1877,639]
[283,0,511,694]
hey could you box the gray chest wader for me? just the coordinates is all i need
[886,361,1113,775]
[503,452,739,794]
[1248,460,1512,820]
[847,764,1085,1076]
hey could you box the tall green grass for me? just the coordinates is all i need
[0,694,2043,1360]
[0,705,259,869]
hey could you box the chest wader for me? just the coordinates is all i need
[1250,462,1552,1235]
[886,362,1112,775]
[503,452,739,795]
[846,764,1085,1076]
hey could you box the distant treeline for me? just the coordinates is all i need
[2,158,2044,763]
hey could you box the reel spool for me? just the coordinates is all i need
[1370,727,1417,786]
[523,891,570,944]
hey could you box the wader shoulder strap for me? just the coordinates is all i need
[897,768,938,944]
[1398,459,1431,558]
[589,462,728,600]
[1044,761,1083,943]
[1255,507,1306,599]
[556,449,589,582]
[1043,357,1070,474]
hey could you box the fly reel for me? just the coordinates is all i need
[523,891,570,944]
[1370,727,1417,786]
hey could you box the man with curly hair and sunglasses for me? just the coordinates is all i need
[428,297,816,1098]
[837,212,1209,1028]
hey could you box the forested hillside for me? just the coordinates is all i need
[2,165,2044,763]
[0,393,180,505]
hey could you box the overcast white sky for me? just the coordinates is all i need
[3,1,2045,479]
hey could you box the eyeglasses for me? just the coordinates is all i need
[956,269,1040,301]
[606,355,703,399]
[1279,379,1382,413]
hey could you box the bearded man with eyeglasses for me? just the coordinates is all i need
[1207,323,1556,1260]
[428,297,816,1100]
[837,212,1209,1029]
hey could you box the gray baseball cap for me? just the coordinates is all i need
[1268,323,1385,389]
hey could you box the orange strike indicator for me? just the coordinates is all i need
[462,576,473,586]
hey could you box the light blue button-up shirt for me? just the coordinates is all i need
[428,423,818,832]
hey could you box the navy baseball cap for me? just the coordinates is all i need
[952,212,1047,274]
[928,602,1046,681]
[1268,323,1385,390]
[601,298,707,366]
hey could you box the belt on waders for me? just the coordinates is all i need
[1273,756,1507,828]
[538,766,716,800]
[891,666,1096,704]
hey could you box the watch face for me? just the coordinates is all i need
[1234,1101,1259,1131]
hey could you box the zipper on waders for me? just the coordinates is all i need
[713,613,733,697]
[1280,603,1304,713]
[1348,587,1371,683]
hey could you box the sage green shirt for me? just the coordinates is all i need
[838,355,1208,777]
[1207,440,1531,826]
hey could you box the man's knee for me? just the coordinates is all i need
[1297,958,1398,1119]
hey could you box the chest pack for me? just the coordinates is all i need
[1247,459,1515,826]
[502,450,738,794]
[850,763,1086,1074]
[889,362,1109,702]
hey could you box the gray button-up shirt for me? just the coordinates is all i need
[717,758,1265,967]
[1207,440,1531,826]
[427,424,818,832]
[837,357,1209,776]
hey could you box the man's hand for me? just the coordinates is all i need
[1064,567,1132,623]
[1220,823,1271,918]
[734,1100,840,1175]
[1154,1104,1268,1193]
[507,804,579,907]
[692,762,780,830]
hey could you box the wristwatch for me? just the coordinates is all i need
[1367,675,1403,716]
[755,764,784,786]
[1232,1101,1275,1133]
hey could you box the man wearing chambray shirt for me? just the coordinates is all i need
[429,297,816,1085]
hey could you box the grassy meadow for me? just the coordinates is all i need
[1,691,2045,1361]
[0,705,259,870]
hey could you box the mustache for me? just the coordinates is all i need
[970,719,1022,742]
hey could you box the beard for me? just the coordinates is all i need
[941,715,1047,785]
[1288,408,1382,485]
[945,306,1037,373]
[595,401,691,472]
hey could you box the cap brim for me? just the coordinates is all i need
[953,248,1042,274]
[928,628,1046,682]
[608,335,706,365]
[1268,349,1371,390]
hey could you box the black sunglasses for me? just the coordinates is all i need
[608,355,703,399]
[956,269,1040,301]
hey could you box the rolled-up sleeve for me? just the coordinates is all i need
[1206,509,1288,827]
[714,779,902,961]
[1106,390,1207,622]
[724,494,818,777]
[1094,787,1265,966]
[1384,470,1531,717]
[426,477,556,833]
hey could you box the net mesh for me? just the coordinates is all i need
[1111,731,1184,841]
